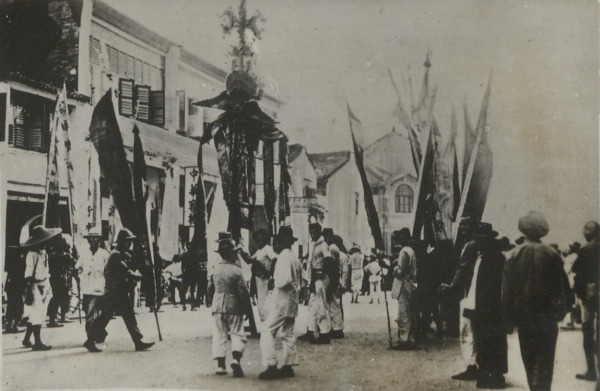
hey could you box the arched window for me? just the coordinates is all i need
[395,184,413,213]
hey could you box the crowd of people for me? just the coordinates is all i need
[2,211,598,390]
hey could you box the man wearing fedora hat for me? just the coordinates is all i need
[259,226,302,380]
[468,223,507,389]
[21,225,62,351]
[503,211,570,391]
[75,232,110,346]
[85,228,154,352]
[209,232,251,377]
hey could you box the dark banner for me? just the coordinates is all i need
[88,89,137,233]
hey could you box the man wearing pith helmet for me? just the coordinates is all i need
[502,211,570,391]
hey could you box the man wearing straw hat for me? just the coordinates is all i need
[75,232,110,347]
[21,225,62,351]
[259,226,302,380]
[209,232,251,377]
[84,228,154,352]
[502,211,570,391]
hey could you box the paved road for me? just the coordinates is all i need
[2,294,596,391]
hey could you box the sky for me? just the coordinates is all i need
[103,0,599,245]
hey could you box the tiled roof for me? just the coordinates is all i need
[288,143,304,163]
[308,151,351,181]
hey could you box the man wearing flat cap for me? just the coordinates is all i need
[502,211,570,391]
[85,228,154,352]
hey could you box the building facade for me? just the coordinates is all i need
[309,151,373,252]
[0,0,282,264]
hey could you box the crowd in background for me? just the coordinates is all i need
[2,212,598,389]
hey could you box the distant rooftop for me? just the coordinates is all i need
[308,150,351,185]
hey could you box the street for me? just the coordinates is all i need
[2,294,595,391]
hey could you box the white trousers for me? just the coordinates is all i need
[260,313,296,367]
[396,290,414,343]
[256,277,270,324]
[308,278,331,334]
[329,289,343,331]
[459,301,477,366]
[212,313,247,359]
[23,283,51,326]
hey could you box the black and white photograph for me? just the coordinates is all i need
[0,0,598,390]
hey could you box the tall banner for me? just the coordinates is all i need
[453,79,493,240]
[347,104,384,250]
[88,89,138,233]
[43,94,61,228]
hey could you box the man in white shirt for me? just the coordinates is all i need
[239,228,277,328]
[300,222,333,344]
[259,226,301,380]
[76,233,110,351]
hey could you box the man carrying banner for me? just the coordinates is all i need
[85,228,154,352]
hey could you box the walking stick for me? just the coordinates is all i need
[383,288,393,348]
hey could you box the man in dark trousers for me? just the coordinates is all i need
[439,216,479,380]
[469,223,508,389]
[502,211,570,391]
[573,221,600,382]
[84,228,154,352]
[47,236,74,327]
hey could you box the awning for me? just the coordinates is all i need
[116,116,220,177]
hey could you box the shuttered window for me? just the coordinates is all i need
[135,85,150,122]
[0,93,6,142]
[151,90,165,126]
[9,91,52,153]
[177,90,185,131]
[119,78,134,117]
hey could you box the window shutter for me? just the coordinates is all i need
[0,93,6,142]
[177,90,185,131]
[135,85,151,122]
[119,79,134,117]
[150,90,165,127]
[12,106,25,147]
[108,46,119,74]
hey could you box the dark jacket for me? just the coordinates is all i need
[446,241,478,298]
[572,238,599,302]
[502,239,569,326]
[104,250,139,300]
[472,242,508,374]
